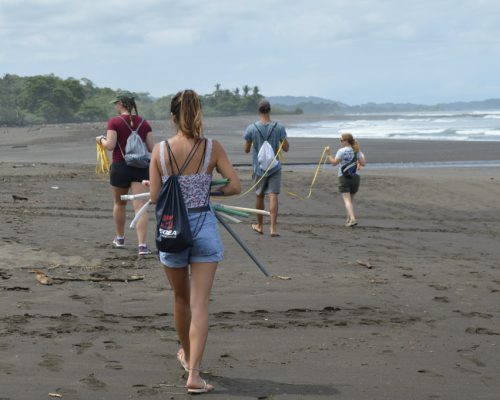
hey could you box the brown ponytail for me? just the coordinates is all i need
[341,132,358,150]
[170,90,203,139]
[120,97,138,128]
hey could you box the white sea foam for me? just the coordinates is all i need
[286,110,500,141]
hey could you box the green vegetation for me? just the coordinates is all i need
[0,75,302,126]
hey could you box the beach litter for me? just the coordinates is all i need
[31,269,53,285]
[48,393,63,398]
[12,194,28,202]
[272,275,292,280]
[30,269,144,284]
[356,260,372,269]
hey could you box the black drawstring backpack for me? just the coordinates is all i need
[341,152,358,179]
[155,139,206,253]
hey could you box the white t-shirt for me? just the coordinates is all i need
[335,147,365,177]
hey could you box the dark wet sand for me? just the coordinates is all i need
[0,117,499,399]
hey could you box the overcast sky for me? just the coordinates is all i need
[1,0,499,104]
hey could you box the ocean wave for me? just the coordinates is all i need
[285,111,500,141]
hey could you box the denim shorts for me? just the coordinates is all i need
[159,210,224,268]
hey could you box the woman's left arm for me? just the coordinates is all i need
[145,131,155,152]
[213,140,241,196]
[149,144,162,204]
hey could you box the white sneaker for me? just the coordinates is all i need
[345,218,358,227]
[112,237,125,248]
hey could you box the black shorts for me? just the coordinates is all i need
[338,175,360,194]
[110,161,149,188]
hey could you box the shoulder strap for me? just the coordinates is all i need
[254,123,265,141]
[159,141,168,177]
[166,139,203,176]
[118,116,145,132]
[201,139,212,173]
[166,141,180,176]
[267,122,278,140]
[254,122,277,141]
[342,151,358,173]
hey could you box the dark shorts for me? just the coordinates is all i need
[338,175,360,194]
[253,170,281,196]
[110,161,149,188]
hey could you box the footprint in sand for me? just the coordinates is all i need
[433,296,450,303]
[80,373,107,390]
[465,327,500,335]
[0,362,15,374]
[429,283,448,291]
[103,340,123,350]
[38,353,64,372]
[69,294,94,305]
[0,269,12,279]
[457,350,486,368]
[453,364,482,376]
[105,360,123,370]
[73,341,93,355]
[417,369,444,378]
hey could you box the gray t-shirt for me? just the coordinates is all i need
[335,147,365,177]
[244,121,287,176]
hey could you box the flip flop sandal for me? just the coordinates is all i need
[187,379,214,394]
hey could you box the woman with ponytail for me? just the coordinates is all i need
[326,132,366,227]
[149,90,240,394]
[96,94,155,255]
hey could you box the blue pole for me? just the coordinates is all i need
[215,212,270,277]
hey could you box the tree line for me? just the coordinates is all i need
[0,74,302,126]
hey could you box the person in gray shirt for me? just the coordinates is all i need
[244,100,289,236]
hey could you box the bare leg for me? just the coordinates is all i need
[164,266,191,367]
[269,193,279,235]
[112,186,129,238]
[254,194,265,231]
[130,181,149,245]
[186,262,217,391]
[342,192,355,222]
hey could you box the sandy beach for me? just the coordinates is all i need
[1,116,499,399]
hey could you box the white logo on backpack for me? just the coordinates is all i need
[255,123,278,172]
[118,116,150,168]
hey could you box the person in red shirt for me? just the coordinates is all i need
[96,94,155,255]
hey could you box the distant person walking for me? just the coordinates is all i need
[149,90,241,394]
[244,99,289,236]
[96,94,154,254]
[326,133,366,227]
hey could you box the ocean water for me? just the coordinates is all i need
[286,110,500,141]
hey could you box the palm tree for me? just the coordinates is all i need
[242,85,250,97]
[252,86,260,96]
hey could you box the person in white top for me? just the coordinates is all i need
[326,133,366,227]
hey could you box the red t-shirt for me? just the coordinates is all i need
[107,115,152,163]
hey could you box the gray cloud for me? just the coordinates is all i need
[0,0,499,103]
